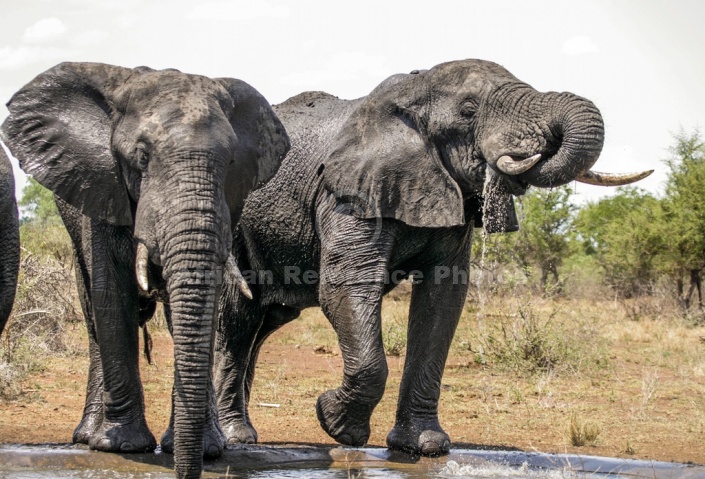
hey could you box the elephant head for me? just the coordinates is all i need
[0,62,288,478]
[322,59,651,233]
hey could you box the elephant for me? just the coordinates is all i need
[213,59,651,456]
[0,62,289,479]
[0,147,19,337]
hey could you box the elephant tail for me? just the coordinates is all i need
[142,323,153,365]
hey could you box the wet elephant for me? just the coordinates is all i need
[213,59,651,456]
[1,62,289,479]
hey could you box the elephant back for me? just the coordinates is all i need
[235,92,359,297]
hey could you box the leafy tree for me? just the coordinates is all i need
[574,187,665,297]
[17,177,72,264]
[660,128,705,309]
[18,177,60,225]
[573,187,652,256]
[508,185,576,293]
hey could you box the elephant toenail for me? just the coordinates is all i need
[205,444,222,458]
[421,441,441,456]
[95,438,112,450]
[119,441,136,452]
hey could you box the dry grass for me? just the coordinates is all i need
[1,245,82,400]
[567,414,601,447]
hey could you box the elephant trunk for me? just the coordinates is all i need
[162,229,221,478]
[154,166,230,478]
[519,93,605,188]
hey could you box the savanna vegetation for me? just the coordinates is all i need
[1,129,704,464]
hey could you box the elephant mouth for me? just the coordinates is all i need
[134,242,253,299]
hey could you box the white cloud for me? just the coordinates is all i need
[561,35,598,55]
[189,1,290,20]
[70,30,110,47]
[22,18,67,44]
[280,51,388,90]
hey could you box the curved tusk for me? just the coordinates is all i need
[576,169,654,186]
[136,243,150,292]
[496,154,542,175]
[225,254,253,300]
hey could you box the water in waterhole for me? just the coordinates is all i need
[0,464,623,479]
[2,444,701,478]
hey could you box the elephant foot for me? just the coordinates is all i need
[386,419,451,457]
[72,409,103,445]
[87,418,157,453]
[161,416,226,459]
[316,390,371,447]
[221,418,258,445]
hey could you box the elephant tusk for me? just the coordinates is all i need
[576,169,654,186]
[225,254,253,300]
[136,243,150,292]
[496,154,542,175]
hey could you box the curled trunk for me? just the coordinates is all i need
[518,93,605,188]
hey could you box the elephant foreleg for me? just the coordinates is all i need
[85,218,156,453]
[386,233,472,456]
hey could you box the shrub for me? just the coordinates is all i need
[468,298,608,374]
[1,221,80,400]
[568,414,601,446]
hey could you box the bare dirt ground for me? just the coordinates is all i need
[1,298,704,466]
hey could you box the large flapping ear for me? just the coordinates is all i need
[1,62,135,225]
[217,78,290,187]
[320,72,465,228]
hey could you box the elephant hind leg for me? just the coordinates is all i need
[57,199,105,445]
[315,196,392,447]
[215,302,300,445]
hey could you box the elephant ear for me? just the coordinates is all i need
[0,62,135,225]
[320,73,465,228]
[217,78,290,187]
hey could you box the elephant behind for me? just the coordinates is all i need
[1,62,288,479]
[214,59,651,456]
[0,147,19,337]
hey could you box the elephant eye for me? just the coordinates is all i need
[459,100,478,117]
[135,145,150,170]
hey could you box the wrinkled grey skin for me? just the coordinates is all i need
[214,59,606,456]
[0,147,19,337]
[1,62,288,479]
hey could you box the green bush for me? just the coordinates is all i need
[468,298,608,374]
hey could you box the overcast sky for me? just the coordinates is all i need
[1,0,703,203]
